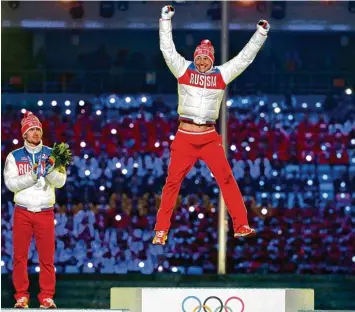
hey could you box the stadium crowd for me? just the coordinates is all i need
[1,93,354,274]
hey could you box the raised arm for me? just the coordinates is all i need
[159,5,190,79]
[218,20,270,85]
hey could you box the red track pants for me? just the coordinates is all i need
[13,206,55,302]
[154,128,249,232]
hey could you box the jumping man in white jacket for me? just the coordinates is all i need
[3,111,66,308]
[153,5,270,245]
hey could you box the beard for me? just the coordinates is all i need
[26,137,41,146]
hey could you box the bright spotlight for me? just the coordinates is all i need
[345,88,352,95]
[115,215,122,221]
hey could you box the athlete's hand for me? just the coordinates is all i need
[161,5,175,20]
[31,163,39,181]
[257,19,270,36]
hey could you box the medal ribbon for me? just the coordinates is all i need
[24,148,43,180]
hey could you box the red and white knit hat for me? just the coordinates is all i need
[194,39,215,64]
[21,111,43,137]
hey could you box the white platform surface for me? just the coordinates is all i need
[111,287,314,312]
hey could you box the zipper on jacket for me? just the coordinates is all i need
[200,74,206,121]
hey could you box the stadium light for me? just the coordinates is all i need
[65,100,71,106]
[37,100,43,106]
[345,88,352,95]
[115,215,122,221]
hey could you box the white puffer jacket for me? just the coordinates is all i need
[160,19,268,125]
[3,140,66,211]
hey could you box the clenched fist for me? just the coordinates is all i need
[257,19,270,35]
[161,5,175,19]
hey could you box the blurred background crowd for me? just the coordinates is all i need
[2,92,354,275]
[1,0,355,277]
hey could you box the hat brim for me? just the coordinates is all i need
[22,126,43,137]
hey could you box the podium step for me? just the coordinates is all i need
[111,287,315,312]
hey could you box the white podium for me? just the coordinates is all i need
[110,287,314,312]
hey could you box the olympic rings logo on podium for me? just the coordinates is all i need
[181,295,245,312]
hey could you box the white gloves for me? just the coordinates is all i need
[257,19,270,36]
[161,5,175,19]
